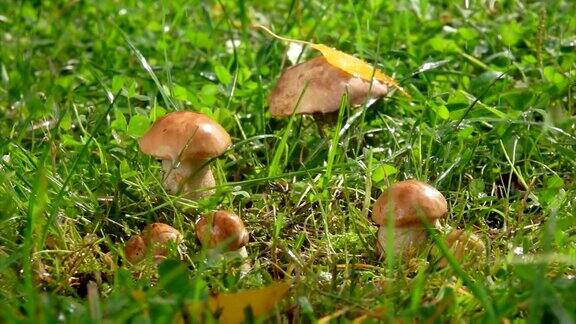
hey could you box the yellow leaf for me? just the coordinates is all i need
[256,24,409,97]
[318,308,349,323]
[208,281,290,324]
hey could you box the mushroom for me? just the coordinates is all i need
[195,210,249,257]
[143,223,183,262]
[124,235,147,264]
[124,223,183,265]
[139,111,231,200]
[268,56,389,117]
[372,180,448,257]
[437,229,486,267]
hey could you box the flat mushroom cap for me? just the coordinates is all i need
[139,111,231,162]
[195,210,249,251]
[268,56,389,117]
[372,180,448,226]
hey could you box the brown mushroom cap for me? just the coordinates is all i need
[143,223,182,245]
[124,235,146,264]
[268,56,389,117]
[195,210,249,251]
[372,180,448,227]
[138,111,231,162]
[142,223,182,261]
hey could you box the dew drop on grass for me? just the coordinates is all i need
[318,271,332,282]
[225,39,241,54]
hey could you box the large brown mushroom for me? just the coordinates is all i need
[195,210,249,255]
[268,56,389,117]
[139,111,231,200]
[372,180,448,257]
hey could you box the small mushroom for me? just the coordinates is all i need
[268,56,389,117]
[139,111,231,200]
[437,229,486,267]
[372,180,448,257]
[143,223,183,262]
[124,235,147,264]
[195,210,249,256]
[143,222,183,244]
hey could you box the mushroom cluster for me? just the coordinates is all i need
[125,36,484,274]
[124,223,182,264]
[123,212,250,266]
[371,180,448,257]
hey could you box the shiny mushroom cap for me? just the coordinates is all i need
[268,56,389,117]
[138,111,231,162]
[195,210,249,251]
[372,180,448,227]
[142,223,182,262]
[143,223,182,245]
[124,235,147,264]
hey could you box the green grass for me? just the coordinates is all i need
[1,0,575,322]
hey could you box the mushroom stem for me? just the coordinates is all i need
[236,246,248,259]
[376,226,427,257]
[161,159,215,199]
[206,245,248,259]
[237,246,251,276]
[313,112,338,138]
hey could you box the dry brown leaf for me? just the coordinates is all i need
[256,24,409,97]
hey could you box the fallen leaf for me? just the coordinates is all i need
[318,308,349,323]
[352,315,369,323]
[189,281,290,323]
[268,56,389,116]
[256,24,409,97]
